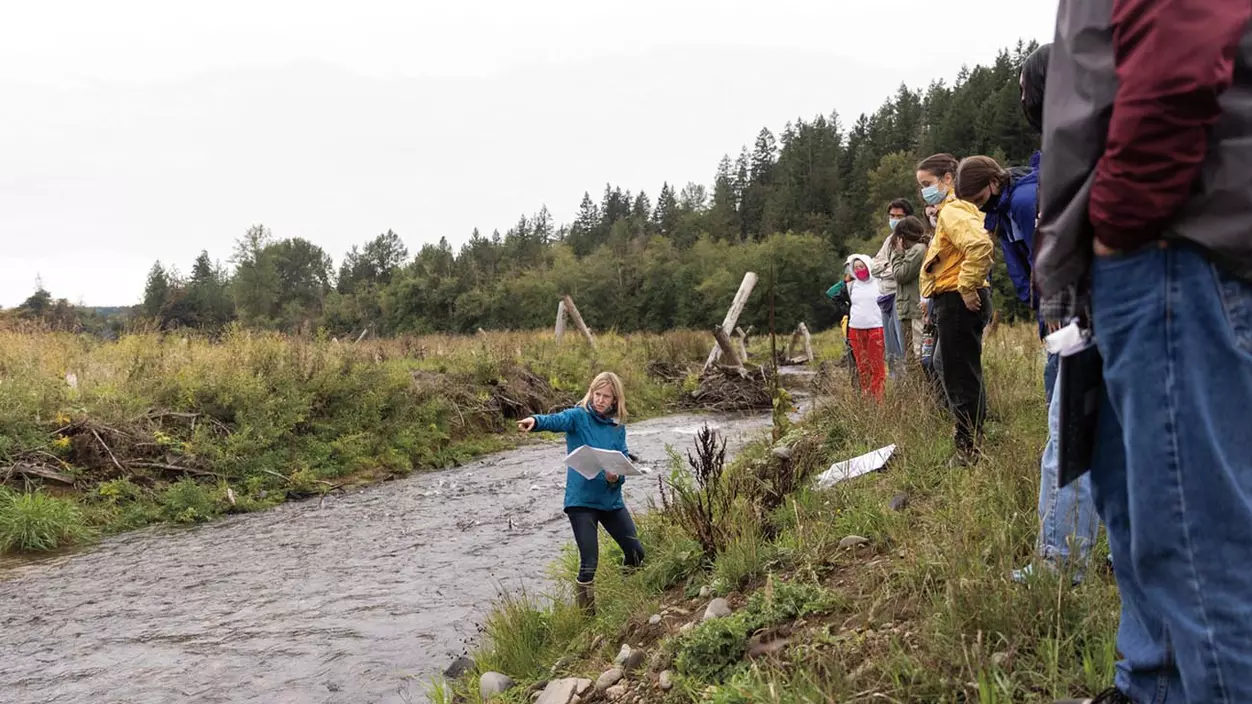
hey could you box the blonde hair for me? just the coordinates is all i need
[578,371,627,423]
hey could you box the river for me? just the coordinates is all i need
[0,411,776,704]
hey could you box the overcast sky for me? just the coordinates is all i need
[0,1,1057,307]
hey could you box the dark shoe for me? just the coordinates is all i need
[948,449,982,468]
[575,580,595,616]
[1054,687,1132,704]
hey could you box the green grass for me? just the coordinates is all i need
[0,486,94,552]
[442,325,1121,703]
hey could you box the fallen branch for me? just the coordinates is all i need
[91,429,124,472]
[3,462,76,485]
[129,461,223,479]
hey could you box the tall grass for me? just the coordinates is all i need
[0,487,94,552]
[444,325,1121,703]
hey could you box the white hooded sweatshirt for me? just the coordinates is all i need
[846,254,884,330]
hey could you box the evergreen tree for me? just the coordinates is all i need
[709,156,740,241]
[568,192,601,256]
[653,182,680,235]
[143,262,171,318]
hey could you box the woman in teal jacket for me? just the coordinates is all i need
[518,371,643,615]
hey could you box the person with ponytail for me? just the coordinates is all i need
[917,153,995,465]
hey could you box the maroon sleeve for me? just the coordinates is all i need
[1088,0,1251,251]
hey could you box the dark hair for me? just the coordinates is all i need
[1020,43,1051,134]
[955,156,1010,201]
[886,198,914,216]
[916,153,959,180]
[894,216,929,247]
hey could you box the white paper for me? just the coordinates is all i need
[815,444,895,489]
[1045,322,1084,355]
[564,446,646,480]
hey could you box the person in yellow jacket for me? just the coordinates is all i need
[916,153,995,465]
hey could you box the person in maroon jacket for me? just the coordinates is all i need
[1036,0,1252,702]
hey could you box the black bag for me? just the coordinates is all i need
[1056,336,1103,488]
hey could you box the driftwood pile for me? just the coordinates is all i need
[690,364,773,412]
[2,412,227,489]
[684,272,774,411]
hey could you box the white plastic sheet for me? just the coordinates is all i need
[814,444,895,489]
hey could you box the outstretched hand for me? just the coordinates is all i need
[605,472,620,484]
[517,417,536,433]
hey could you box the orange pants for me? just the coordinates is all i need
[849,327,886,400]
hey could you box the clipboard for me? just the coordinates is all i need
[564,446,646,481]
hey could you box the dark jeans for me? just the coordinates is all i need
[567,507,645,583]
[931,289,992,454]
[1091,243,1252,702]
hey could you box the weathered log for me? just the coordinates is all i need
[554,300,568,341]
[799,322,814,362]
[704,272,758,371]
[733,327,749,361]
[712,327,743,369]
[561,296,596,349]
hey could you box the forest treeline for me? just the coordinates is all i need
[10,43,1039,337]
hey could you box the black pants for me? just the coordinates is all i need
[567,507,645,583]
[932,289,992,454]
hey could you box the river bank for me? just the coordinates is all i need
[0,328,731,556]
[440,325,1122,704]
[0,408,778,704]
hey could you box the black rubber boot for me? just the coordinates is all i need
[575,580,595,616]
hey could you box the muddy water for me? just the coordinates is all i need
[0,412,775,704]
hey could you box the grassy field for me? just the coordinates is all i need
[436,324,1121,704]
[0,326,712,555]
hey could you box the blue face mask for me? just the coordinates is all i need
[888,217,901,231]
[921,183,947,205]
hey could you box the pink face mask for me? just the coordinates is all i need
[854,268,870,282]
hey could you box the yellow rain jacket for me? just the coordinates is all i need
[919,193,994,298]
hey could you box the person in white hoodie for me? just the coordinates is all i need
[846,254,886,400]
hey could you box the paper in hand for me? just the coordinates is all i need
[564,446,645,481]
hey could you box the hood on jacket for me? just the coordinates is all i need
[846,254,876,281]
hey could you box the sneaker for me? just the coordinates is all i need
[1011,561,1084,586]
[1054,687,1132,704]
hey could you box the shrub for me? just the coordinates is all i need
[0,487,93,552]
[161,479,223,523]
[660,425,738,557]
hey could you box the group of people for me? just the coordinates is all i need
[828,152,1002,468]
[516,3,1252,700]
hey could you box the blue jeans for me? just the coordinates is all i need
[567,507,644,583]
[1091,243,1252,703]
[1036,355,1099,568]
[882,297,905,376]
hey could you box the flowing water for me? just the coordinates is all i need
[0,411,777,704]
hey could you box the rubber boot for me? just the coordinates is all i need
[575,580,595,616]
